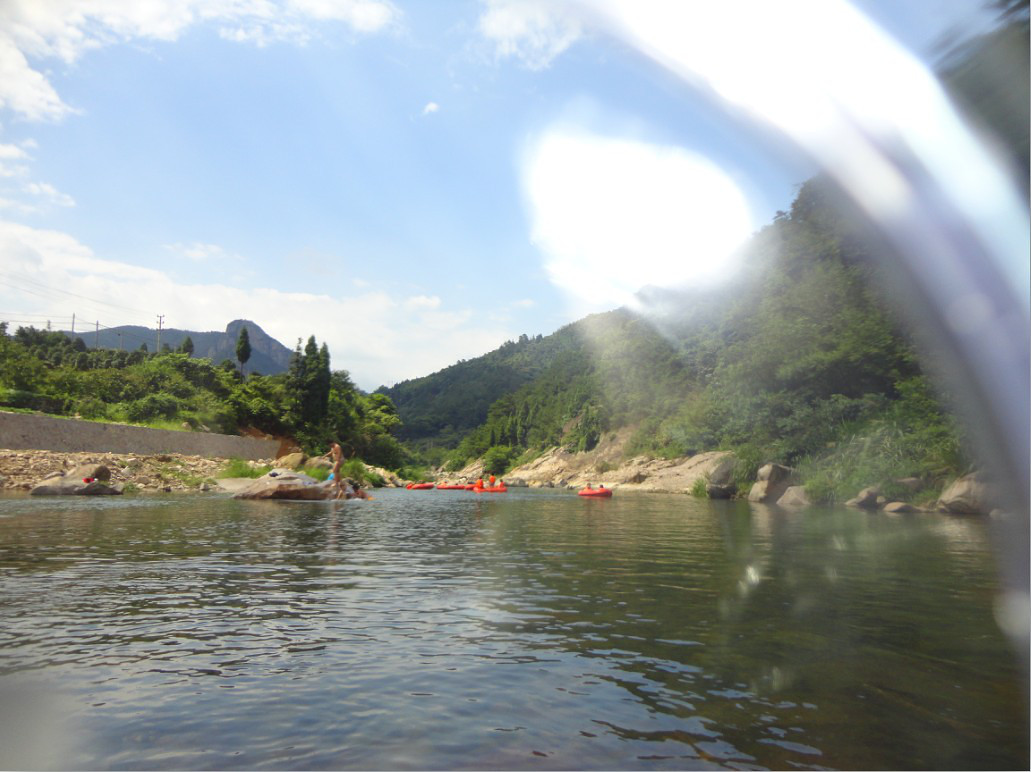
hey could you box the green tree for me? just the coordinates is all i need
[236,326,252,377]
[180,336,194,356]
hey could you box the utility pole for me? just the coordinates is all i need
[95,320,99,349]
[156,314,164,352]
[117,332,122,350]
[46,320,51,331]
[71,313,75,334]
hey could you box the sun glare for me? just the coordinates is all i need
[523,129,753,310]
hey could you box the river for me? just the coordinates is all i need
[0,489,1025,770]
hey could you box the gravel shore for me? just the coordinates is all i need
[0,449,268,493]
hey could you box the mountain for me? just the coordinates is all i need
[376,306,689,452]
[61,319,293,375]
[376,329,574,448]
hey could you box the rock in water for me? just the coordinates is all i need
[232,469,334,500]
[748,463,796,503]
[31,475,121,496]
[845,486,881,509]
[937,473,994,515]
[776,485,811,508]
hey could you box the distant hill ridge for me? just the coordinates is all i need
[61,319,293,375]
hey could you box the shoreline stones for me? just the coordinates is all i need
[748,463,796,503]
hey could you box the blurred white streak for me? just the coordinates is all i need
[577,0,1029,664]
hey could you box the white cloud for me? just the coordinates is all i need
[422,101,439,116]
[477,0,583,70]
[0,141,30,178]
[522,128,753,311]
[512,298,534,308]
[0,143,30,160]
[288,0,400,32]
[404,294,441,310]
[0,220,513,389]
[0,0,402,122]
[163,241,239,262]
[24,181,74,207]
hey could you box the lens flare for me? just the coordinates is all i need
[523,129,753,310]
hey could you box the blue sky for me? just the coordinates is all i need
[0,0,1001,389]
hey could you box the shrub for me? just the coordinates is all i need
[218,458,271,478]
[125,393,182,422]
[690,477,708,498]
[482,445,517,475]
[302,465,330,482]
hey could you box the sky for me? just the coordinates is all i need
[0,0,1002,390]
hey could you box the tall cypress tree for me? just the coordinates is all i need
[236,326,252,377]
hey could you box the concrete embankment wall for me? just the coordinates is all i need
[0,412,278,460]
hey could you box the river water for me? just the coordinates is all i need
[0,489,1025,770]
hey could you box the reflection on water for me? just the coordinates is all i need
[0,490,1025,770]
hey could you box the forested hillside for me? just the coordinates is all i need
[377,330,570,450]
[438,177,965,501]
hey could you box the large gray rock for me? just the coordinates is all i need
[937,473,994,515]
[707,455,738,486]
[776,485,811,508]
[275,452,307,470]
[66,463,112,482]
[30,463,119,495]
[31,476,121,496]
[883,501,918,514]
[845,486,881,509]
[232,469,333,500]
[748,463,796,503]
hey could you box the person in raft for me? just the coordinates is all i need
[489,474,496,487]
[475,477,485,489]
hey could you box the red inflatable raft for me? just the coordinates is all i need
[408,482,435,490]
[578,487,612,498]
[473,485,507,493]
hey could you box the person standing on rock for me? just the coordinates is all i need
[329,442,345,499]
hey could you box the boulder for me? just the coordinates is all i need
[845,486,880,509]
[306,457,333,471]
[757,463,793,484]
[66,463,111,482]
[29,463,119,496]
[31,477,121,496]
[232,470,333,500]
[748,463,796,503]
[776,485,811,508]
[706,483,736,499]
[707,455,738,486]
[937,472,994,515]
[276,452,307,470]
[883,501,917,514]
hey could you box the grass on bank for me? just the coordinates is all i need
[217,458,272,478]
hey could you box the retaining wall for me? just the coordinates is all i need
[0,412,279,460]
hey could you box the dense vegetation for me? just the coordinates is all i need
[377,331,567,453]
[0,326,408,469]
[427,177,968,501]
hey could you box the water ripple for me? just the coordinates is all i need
[0,490,1024,770]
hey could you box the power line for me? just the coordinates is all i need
[0,273,155,319]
